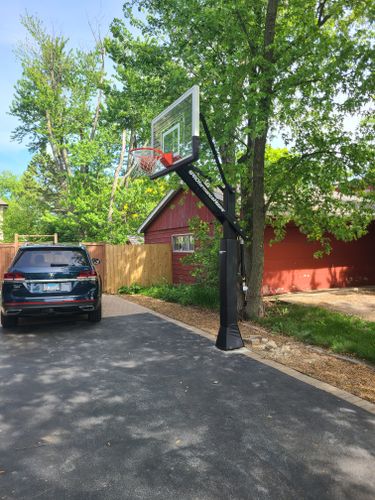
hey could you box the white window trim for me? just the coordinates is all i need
[171,233,194,253]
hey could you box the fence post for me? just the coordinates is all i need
[103,244,108,293]
[53,233,58,244]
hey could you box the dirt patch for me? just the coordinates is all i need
[272,287,375,321]
[121,294,375,404]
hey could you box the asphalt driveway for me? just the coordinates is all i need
[0,295,375,499]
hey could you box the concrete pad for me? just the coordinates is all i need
[273,287,375,321]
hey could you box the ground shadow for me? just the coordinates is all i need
[1,310,375,499]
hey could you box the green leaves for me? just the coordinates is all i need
[182,216,221,288]
[7,14,171,244]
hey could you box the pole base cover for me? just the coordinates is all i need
[216,324,244,351]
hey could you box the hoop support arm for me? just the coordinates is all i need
[199,113,232,192]
[177,166,246,240]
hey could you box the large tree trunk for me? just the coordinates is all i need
[245,135,266,318]
[244,0,279,318]
[45,109,72,179]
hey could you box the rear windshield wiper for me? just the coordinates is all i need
[50,263,70,267]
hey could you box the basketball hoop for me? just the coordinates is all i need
[129,147,174,177]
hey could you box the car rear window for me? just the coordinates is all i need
[14,249,90,268]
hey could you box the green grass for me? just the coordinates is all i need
[257,302,375,364]
[118,283,219,310]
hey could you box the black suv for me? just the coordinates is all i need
[1,244,102,328]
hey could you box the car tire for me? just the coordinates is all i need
[1,313,18,329]
[88,303,102,322]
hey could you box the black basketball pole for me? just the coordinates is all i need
[178,168,244,350]
[216,186,244,350]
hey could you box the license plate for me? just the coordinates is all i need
[29,282,72,293]
[43,283,61,292]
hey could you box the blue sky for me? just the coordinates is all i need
[0,0,125,176]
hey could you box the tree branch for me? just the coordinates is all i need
[265,149,343,211]
[45,110,70,176]
[90,40,105,141]
[234,10,256,55]
[316,0,332,27]
[273,75,324,92]
[121,130,137,188]
[108,129,127,223]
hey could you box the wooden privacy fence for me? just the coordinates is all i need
[0,243,172,293]
[0,244,17,281]
[104,243,172,293]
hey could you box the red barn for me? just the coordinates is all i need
[139,188,375,293]
[139,189,214,283]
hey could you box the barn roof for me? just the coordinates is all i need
[137,188,183,233]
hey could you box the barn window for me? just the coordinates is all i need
[171,234,194,252]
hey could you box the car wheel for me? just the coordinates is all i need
[1,312,18,329]
[88,303,102,322]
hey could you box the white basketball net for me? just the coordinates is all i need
[129,148,163,177]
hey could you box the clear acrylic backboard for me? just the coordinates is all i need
[150,85,200,178]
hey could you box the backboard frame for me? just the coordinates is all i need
[150,85,200,179]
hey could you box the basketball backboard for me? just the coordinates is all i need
[150,85,200,178]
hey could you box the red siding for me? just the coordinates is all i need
[145,190,214,236]
[145,189,375,292]
[263,222,375,294]
[145,190,215,284]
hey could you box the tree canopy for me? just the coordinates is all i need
[6,14,171,243]
[108,0,374,316]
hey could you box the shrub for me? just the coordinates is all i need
[118,283,143,294]
[182,217,221,288]
[118,283,219,310]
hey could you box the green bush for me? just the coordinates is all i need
[118,283,219,310]
[182,217,221,288]
[118,283,143,295]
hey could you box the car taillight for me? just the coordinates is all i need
[77,269,97,279]
[3,272,25,281]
